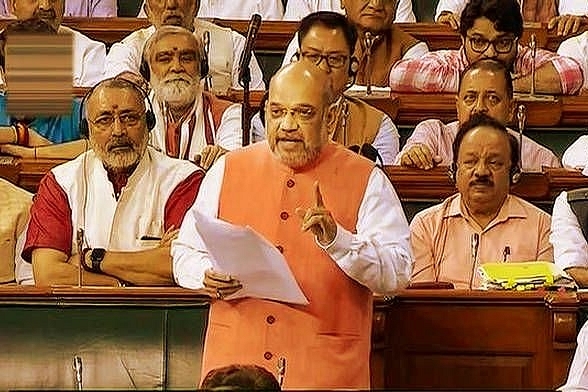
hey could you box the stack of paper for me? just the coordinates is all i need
[478,261,576,291]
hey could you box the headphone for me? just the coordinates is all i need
[79,77,157,139]
[448,159,521,185]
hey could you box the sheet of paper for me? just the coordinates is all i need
[193,211,309,305]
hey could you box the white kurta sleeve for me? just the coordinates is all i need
[559,321,588,392]
[74,37,107,87]
[395,0,416,22]
[283,0,315,20]
[562,135,588,169]
[434,0,466,21]
[172,157,225,288]
[322,167,413,294]
[372,114,399,165]
[215,103,243,150]
[550,191,588,271]
[282,33,300,68]
[104,36,143,79]
[401,41,430,60]
[559,0,588,16]
[230,31,266,90]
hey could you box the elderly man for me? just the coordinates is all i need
[410,113,553,289]
[138,0,284,20]
[283,0,416,22]
[10,0,105,87]
[257,11,399,163]
[395,59,560,171]
[283,0,428,87]
[0,178,32,285]
[390,0,583,94]
[143,26,241,169]
[23,77,204,286]
[436,0,588,36]
[173,62,412,389]
[106,0,264,95]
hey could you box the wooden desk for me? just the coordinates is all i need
[0,286,581,389]
[375,289,580,390]
[36,19,585,53]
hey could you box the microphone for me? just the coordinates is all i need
[202,31,212,92]
[76,228,85,288]
[238,13,262,87]
[529,33,537,96]
[517,104,526,172]
[364,31,375,96]
[469,233,480,289]
[73,355,83,390]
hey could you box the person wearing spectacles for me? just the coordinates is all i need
[389,0,584,95]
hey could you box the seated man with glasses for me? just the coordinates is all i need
[255,11,400,164]
[282,0,429,88]
[22,77,204,287]
[389,0,584,94]
[409,113,553,289]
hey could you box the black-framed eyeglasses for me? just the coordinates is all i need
[89,111,145,131]
[467,35,517,54]
[300,51,349,69]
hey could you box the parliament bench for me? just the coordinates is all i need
[0,286,581,389]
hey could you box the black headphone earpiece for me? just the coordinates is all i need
[348,56,359,77]
[79,77,156,139]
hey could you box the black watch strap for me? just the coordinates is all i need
[90,248,106,273]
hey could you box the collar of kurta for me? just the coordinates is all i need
[444,193,529,232]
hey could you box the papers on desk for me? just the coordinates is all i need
[478,261,576,291]
[193,211,309,305]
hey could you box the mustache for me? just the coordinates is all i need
[469,177,494,186]
[37,10,56,19]
[107,137,134,151]
[163,74,193,84]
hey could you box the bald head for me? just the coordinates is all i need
[265,62,335,169]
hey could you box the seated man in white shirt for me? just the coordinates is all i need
[435,0,588,36]
[142,25,242,169]
[282,0,428,87]
[395,58,560,171]
[283,0,416,22]
[138,0,284,20]
[558,32,588,92]
[11,0,106,87]
[106,0,265,95]
[561,134,588,170]
[559,321,588,391]
[0,0,117,18]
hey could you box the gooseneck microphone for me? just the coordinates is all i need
[469,233,480,289]
[73,355,83,390]
[238,13,262,87]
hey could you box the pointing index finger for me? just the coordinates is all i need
[314,181,324,208]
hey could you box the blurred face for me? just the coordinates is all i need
[265,74,331,169]
[145,0,199,30]
[149,33,201,108]
[457,68,514,125]
[462,17,518,69]
[12,0,65,31]
[341,0,398,34]
[87,87,149,171]
[299,25,351,96]
[455,126,512,216]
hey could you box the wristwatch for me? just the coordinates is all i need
[90,248,106,273]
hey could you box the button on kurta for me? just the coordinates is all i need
[286,179,295,188]
[266,315,276,324]
[264,351,273,360]
[280,211,289,220]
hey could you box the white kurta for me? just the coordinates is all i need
[0,0,116,17]
[550,191,588,271]
[52,147,198,253]
[558,32,588,91]
[435,0,588,21]
[559,321,588,391]
[149,91,243,160]
[561,135,588,171]
[137,0,284,20]
[59,26,106,87]
[283,0,417,22]
[172,151,413,294]
[104,24,265,92]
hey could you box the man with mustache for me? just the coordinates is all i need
[282,0,429,87]
[409,113,553,289]
[0,0,116,17]
[395,59,560,171]
[143,26,241,170]
[389,0,583,94]
[11,0,106,87]
[22,77,204,287]
[105,0,264,95]
[172,61,412,389]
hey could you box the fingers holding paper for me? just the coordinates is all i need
[203,268,243,300]
[295,181,337,246]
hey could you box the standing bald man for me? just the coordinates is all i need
[173,61,412,389]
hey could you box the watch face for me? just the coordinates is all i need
[91,248,106,261]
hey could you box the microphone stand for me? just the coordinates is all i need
[202,31,212,92]
[517,104,526,172]
[240,66,252,147]
[515,33,556,103]
[364,32,375,96]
